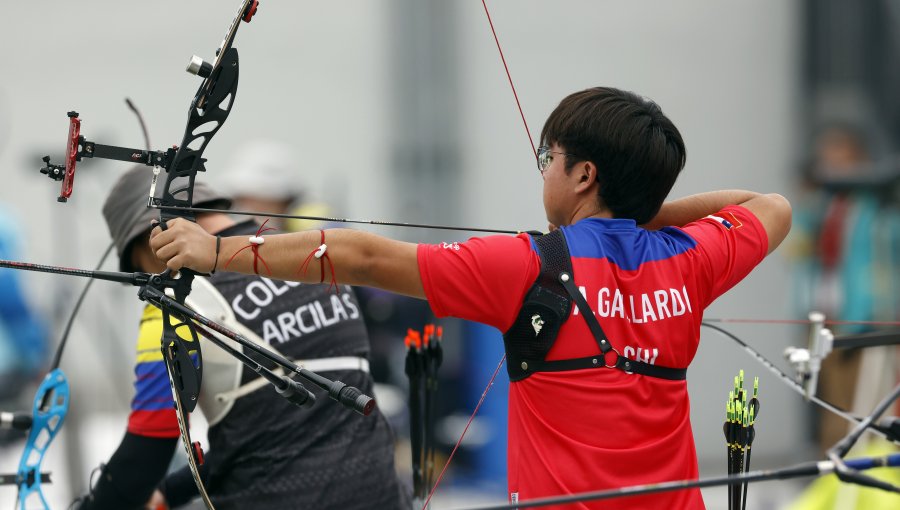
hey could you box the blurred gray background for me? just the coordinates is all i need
[1,1,898,509]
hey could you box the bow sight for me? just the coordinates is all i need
[40,110,184,202]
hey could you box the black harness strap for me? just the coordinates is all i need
[557,271,686,381]
[505,230,686,382]
[503,231,572,381]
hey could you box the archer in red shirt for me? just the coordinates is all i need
[150,86,792,509]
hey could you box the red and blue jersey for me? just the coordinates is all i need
[418,205,768,509]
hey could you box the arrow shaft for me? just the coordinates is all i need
[153,204,523,235]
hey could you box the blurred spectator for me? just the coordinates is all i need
[788,125,900,507]
[792,124,900,447]
[220,140,346,234]
[219,140,305,230]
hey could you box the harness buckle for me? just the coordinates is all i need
[602,347,621,369]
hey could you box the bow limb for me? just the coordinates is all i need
[159,308,213,509]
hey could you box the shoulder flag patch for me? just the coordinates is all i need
[705,212,743,230]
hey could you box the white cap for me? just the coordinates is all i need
[220,140,304,201]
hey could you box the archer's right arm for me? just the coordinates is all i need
[642,190,792,255]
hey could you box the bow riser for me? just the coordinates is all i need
[156,46,240,223]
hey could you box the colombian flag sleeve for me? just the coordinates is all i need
[127,305,180,438]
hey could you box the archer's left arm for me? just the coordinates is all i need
[150,220,425,298]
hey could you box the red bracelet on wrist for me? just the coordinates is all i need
[224,219,276,275]
[297,229,338,291]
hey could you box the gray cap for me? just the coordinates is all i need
[102,166,232,272]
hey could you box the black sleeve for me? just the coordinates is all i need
[76,432,177,510]
[159,457,210,507]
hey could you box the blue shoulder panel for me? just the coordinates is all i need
[561,218,697,271]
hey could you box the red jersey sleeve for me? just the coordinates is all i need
[417,233,540,332]
[678,205,769,308]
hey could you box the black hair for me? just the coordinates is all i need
[540,87,686,224]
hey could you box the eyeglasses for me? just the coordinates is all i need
[537,145,580,173]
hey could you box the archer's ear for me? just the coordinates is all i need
[573,161,598,193]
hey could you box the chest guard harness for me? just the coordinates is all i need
[502,230,687,382]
